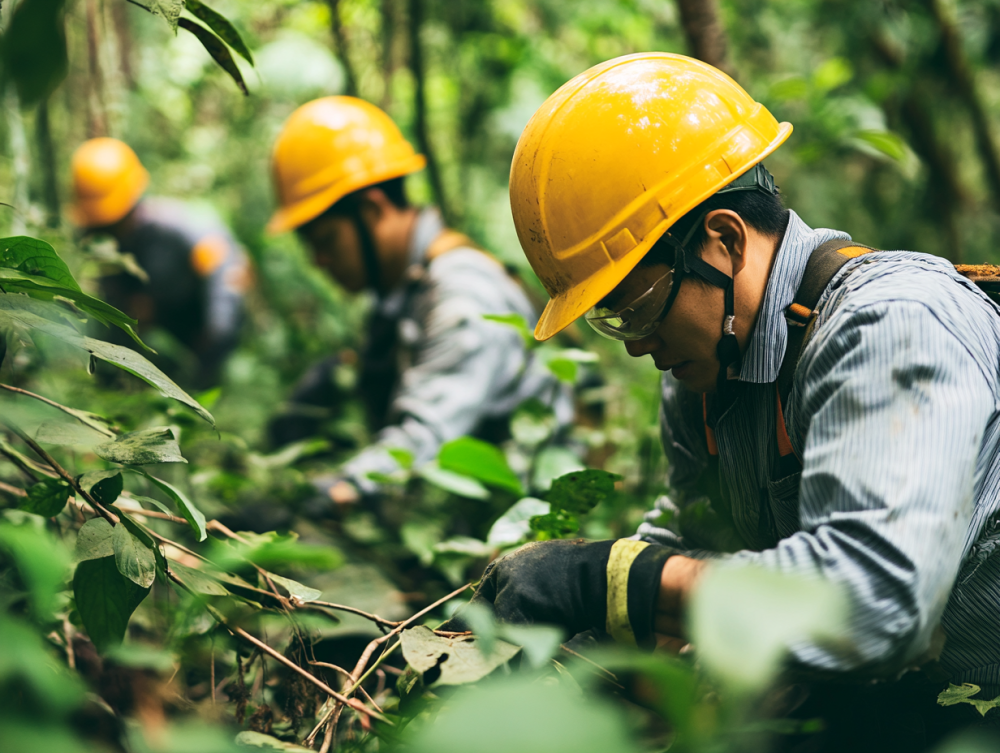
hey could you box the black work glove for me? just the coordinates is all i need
[451,539,677,650]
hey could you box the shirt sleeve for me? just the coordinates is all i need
[341,255,540,493]
[726,299,991,674]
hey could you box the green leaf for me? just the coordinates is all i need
[0,267,148,350]
[812,57,852,92]
[546,469,620,516]
[510,398,556,448]
[0,0,68,107]
[141,0,184,32]
[487,497,550,547]
[234,731,313,752]
[389,447,414,470]
[482,313,534,348]
[438,437,523,495]
[19,477,71,517]
[0,521,71,622]
[852,130,908,163]
[94,427,185,465]
[73,555,150,653]
[0,299,214,426]
[260,572,322,603]
[185,0,254,64]
[541,347,599,385]
[137,471,207,542]
[938,684,984,706]
[112,518,156,588]
[74,518,115,561]
[34,418,109,446]
[400,625,520,686]
[419,462,490,500]
[433,536,492,558]
[168,560,231,596]
[78,470,124,506]
[178,18,249,95]
[497,624,563,669]
[0,237,80,291]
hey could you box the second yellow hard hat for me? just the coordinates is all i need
[510,52,792,341]
[70,138,150,229]
[267,96,426,235]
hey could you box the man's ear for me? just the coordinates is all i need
[356,187,393,227]
[703,210,749,275]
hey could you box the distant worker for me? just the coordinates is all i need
[266,97,572,507]
[70,138,250,387]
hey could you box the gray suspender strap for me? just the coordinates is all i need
[776,240,880,410]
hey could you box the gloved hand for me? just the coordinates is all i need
[451,538,677,650]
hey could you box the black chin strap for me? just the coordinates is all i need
[351,214,382,293]
[685,253,739,403]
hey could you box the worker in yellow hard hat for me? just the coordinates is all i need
[449,52,1000,746]
[70,138,251,387]
[266,96,572,511]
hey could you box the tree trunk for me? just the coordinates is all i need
[5,89,29,235]
[926,0,1000,216]
[674,0,734,76]
[327,0,359,97]
[406,0,453,224]
[35,98,61,228]
[380,0,398,110]
[85,0,107,137]
[110,0,135,89]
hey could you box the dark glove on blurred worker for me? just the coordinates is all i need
[451,539,678,649]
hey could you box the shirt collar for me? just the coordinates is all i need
[737,210,851,384]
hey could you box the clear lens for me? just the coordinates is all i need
[585,268,674,341]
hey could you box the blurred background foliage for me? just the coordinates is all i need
[3,0,1000,751]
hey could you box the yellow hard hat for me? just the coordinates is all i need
[510,53,793,341]
[70,138,150,228]
[267,96,426,234]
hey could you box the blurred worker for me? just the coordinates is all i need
[455,53,1000,748]
[70,138,249,387]
[267,96,572,508]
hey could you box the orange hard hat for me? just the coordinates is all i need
[266,96,426,234]
[70,138,150,228]
[509,53,792,341]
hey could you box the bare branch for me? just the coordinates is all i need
[0,383,115,437]
[674,0,734,76]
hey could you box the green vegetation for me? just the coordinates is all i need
[2,0,1000,751]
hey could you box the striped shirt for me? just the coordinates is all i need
[638,210,1000,682]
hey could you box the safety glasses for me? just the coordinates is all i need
[585,266,677,341]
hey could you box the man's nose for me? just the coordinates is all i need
[624,334,660,358]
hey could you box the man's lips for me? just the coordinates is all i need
[654,359,692,373]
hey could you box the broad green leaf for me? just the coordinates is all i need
[487,497,550,547]
[129,494,175,517]
[142,0,184,31]
[0,615,87,717]
[690,565,848,692]
[812,57,852,92]
[94,427,185,465]
[34,418,108,446]
[531,446,586,492]
[179,18,249,95]
[74,518,115,561]
[400,625,520,686]
[541,348,599,385]
[185,0,254,64]
[438,437,523,495]
[0,237,80,291]
[119,512,166,579]
[169,560,231,596]
[0,521,70,621]
[545,357,577,383]
[0,1,68,107]
[433,536,492,558]
[19,477,71,517]
[419,462,490,500]
[261,572,322,603]
[0,299,214,426]
[482,313,534,348]
[112,519,156,588]
[0,266,148,349]
[547,469,620,515]
[78,470,124,506]
[389,447,414,470]
[498,624,563,669]
[73,555,150,653]
[510,398,556,448]
[852,130,908,163]
[938,684,984,706]
[137,471,207,541]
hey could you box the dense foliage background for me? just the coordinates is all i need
[3,0,1000,751]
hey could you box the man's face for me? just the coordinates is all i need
[298,214,367,293]
[618,260,726,393]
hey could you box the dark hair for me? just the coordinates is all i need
[668,175,789,258]
[298,177,409,235]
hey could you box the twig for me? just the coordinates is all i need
[0,443,42,482]
[0,479,26,497]
[309,600,400,628]
[309,661,383,712]
[169,570,389,724]
[318,703,343,753]
[560,645,621,684]
[0,383,115,437]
